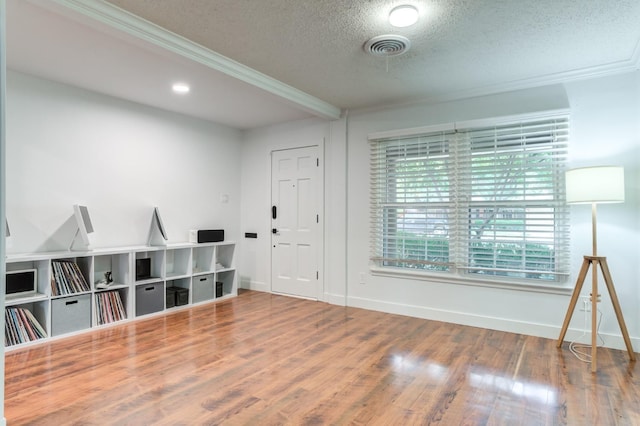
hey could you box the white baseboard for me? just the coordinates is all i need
[324,292,346,306]
[241,280,269,293]
[240,281,347,305]
[347,295,639,353]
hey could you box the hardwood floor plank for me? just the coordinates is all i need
[5,290,640,425]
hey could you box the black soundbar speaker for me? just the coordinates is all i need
[198,229,224,243]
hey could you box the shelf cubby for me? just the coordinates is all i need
[5,302,49,346]
[95,288,128,326]
[51,293,91,336]
[192,273,215,304]
[134,249,165,282]
[215,244,235,271]
[216,270,236,299]
[93,252,131,289]
[192,245,215,274]
[166,277,190,308]
[5,259,50,303]
[165,247,191,279]
[50,256,92,297]
[135,281,165,317]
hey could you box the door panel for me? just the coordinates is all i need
[271,146,319,299]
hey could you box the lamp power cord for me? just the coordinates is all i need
[569,298,605,363]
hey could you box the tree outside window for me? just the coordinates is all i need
[370,115,570,284]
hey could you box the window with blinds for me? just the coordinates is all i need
[370,114,570,283]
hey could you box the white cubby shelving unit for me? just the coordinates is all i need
[4,241,237,350]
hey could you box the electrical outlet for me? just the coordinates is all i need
[359,272,366,285]
[579,296,591,312]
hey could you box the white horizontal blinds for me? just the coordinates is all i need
[370,131,456,271]
[456,117,570,280]
[370,113,570,283]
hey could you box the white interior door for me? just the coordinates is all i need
[271,146,320,299]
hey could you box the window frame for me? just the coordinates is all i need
[368,110,572,291]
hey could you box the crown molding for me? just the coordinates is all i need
[353,44,640,116]
[43,0,342,120]
[453,54,640,102]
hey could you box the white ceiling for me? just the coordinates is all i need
[7,0,640,129]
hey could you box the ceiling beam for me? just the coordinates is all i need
[39,0,343,121]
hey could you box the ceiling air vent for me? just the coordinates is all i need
[364,35,411,57]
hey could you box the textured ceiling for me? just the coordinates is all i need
[105,0,640,110]
[7,0,320,129]
[7,0,640,129]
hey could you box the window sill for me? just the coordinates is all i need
[369,266,574,295]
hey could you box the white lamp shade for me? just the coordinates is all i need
[566,166,625,204]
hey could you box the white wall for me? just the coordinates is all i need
[6,71,242,253]
[563,71,640,347]
[325,118,348,305]
[345,73,640,351]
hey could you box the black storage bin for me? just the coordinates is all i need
[166,287,176,308]
[175,287,189,306]
[166,286,189,306]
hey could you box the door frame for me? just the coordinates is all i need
[269,143,324,301]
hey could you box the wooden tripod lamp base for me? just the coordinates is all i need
[557,256,635,373]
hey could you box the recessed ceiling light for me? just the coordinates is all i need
[172,83,190,94]
[389,5,419,28]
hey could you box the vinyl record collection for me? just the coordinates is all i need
[5,307,47,346]
[95,290,127,325]
[51,260,91,296]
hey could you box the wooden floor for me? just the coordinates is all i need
[5,290,640,425]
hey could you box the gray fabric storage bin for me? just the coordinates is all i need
[51,294,91,336]
[192,274,214,303]
[135,282,164,316]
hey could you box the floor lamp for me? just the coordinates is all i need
[557,166,635,373]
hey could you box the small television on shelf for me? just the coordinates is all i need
[6,269,38,300]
